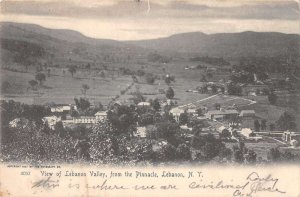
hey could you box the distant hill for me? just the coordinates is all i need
[0,22,149,66]
[126,31,300,58]
[1,22,299,67]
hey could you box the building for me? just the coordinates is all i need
[241,84,269,96]
[239,110,255,118]
[180,124,193,131]
[205,109,238,121]
[134,126,147,138]
[282,131,300,142]
[239,128,253,138]
[169,107,185,122]
[50,104,76,113]
[95,111,107,122]
[73,116,96,124]
[290,139,298,147]
[42,116,61,130]
[9,118,28,128]
[137,102,151,107]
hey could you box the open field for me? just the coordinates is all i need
[0,59,230,106]
[1,68,133,105]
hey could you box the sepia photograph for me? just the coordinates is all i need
[0,1,300,195]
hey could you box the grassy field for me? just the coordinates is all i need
[1,67,133,105]
[1,60,228,107]
[1,59,299,133]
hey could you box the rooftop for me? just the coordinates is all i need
[95,111,107,116]
[207,109,238,115]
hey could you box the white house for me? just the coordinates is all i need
[239,128,253,138]
[240,128,252,137]
[169,107,185,122]
[134,126,147,138]
[290,139,298,147]
[50,104,76,113]
[73,116,96,124]
[42,116,61,130]
[95,111,107,122]
[180,124,193,131]
[9,118,26,128]
[137,102,151,107]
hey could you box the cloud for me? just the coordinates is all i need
[0,0,299,40]
[1,0,299,20]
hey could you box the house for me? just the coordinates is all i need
[137,102,151,107]
[95,111,107,122]
[239,110,255,118]
[134,126,147,138]
[187,108,197,116]
[50,104,75,113]
[205,109,238,121]
[42,116,61,129]
[166,99,177,106]
[73,116,96,124]
[9,118,28,128]
[180,124,193,131]
[169,107,185,122]
[282,131,299,142]
[9,118,21,128]
[290,139,298,147]
[239,128,253,138]
[217,125,227,133]
[241,84,269,96]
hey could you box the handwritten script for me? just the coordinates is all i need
[30,171,287,196]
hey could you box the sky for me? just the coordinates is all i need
[0,0,299,40]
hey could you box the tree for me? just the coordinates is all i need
[74,97,90,111]
[233,146,244,163]
[227,83,242,95]
[261,119,267,130]
[207,72,213,78]
[68,67,76,78]
[28,80,38,90]
[81,84,90,96]
[145,73,155,84]
[136,69,145,77]
[107,105,137,134]
[245,149,257,163]
[276,112,296,131]
[261,88,270,95]
[138,113,154,126]
[166,87,175,99]
[191,134,225,161]
[196,108,203,116]
[214,103,221,110]
[219,147,232,161]
[151,99,161,111]
[200,75,207,82]
[268,92,277,105]
[179,112,188,125]
[220,129,231,139]
[232,130,239,137]
[254,119,260,132]
[35,73,46,85]
[269,123,275,131]
[54,121,67,138]
[164,75,175,85]
[267,148,281,162]
[47,68,51,77]
[175,144,191,161]
[211,85,218,94]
